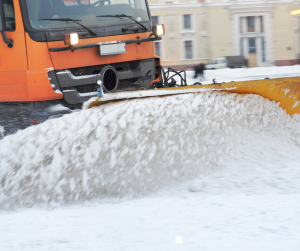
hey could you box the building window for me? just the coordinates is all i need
[184,40,193,59]
[247,16,255,32]
[3,0,15,31]
[152,16,159,26]
[261,37,265,62]
[183,15,191,29]
[154,42,161,57]
[248,37,256,54]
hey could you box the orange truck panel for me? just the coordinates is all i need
[26,33,54,71]
[25,34,62,101]
[26,70,63,101]
[0,0,28,101]
[48,32,154,70]
[0,71,28,101]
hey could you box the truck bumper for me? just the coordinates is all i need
[48,58,158,105]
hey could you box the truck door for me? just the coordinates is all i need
[0,0,28,102]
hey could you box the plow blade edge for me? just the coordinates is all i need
[88,77,300,118]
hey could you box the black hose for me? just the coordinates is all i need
[157,66,187,88]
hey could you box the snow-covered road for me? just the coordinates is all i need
[181,65,300,85]
[1,193,300,251]
[1,66,300,250]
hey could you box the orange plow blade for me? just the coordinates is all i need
[88,76,300,119]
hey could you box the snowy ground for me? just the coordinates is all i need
[180,65,300,85]
[1,66,300,250]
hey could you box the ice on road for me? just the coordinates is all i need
[1,66,300,250]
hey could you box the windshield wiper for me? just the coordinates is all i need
[96,14,148,31]
[39,18,97,36]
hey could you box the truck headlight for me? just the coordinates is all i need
[152,24,165,37]
[64,33,79,46]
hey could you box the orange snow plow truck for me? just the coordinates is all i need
[2,0,300,137]
[0,0,164,135]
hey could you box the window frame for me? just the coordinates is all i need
[183,14,191,30]
[247,16,255,32]
[184,40,193,60]
[248,37,256,54]
[0,1,4,31]
[19,0,152,42]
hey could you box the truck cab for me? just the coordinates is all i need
[0,0,163,104]
[0,0,164,135]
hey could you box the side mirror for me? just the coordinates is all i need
[0,0,4,31]
[0,0,13,48]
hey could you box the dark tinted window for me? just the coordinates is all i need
[26,0,149,30]
[3,0,15,31]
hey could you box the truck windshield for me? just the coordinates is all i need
[25,0,150,30]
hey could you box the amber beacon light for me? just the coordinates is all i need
[64,33,79,46]
[152,24,165,37]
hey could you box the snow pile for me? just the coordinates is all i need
[1,92,300,209]
[188,179,205,192]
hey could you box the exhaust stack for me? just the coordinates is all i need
[100,66,119,92]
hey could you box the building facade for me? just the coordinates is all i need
[148,0,300,69]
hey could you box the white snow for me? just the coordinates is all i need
[292,113,300,122]
[46,104,70,112]
[82,85,238,108]
[188,179,205,192]
[284,88,290,96]
[0,125,4,139]
[1,66,300,250]
[54,89,62,94]
[178,65,300,85]
[43,67,54,71]
[3,91,299,208]
[79,91,98,97]
[292,101,299,110]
